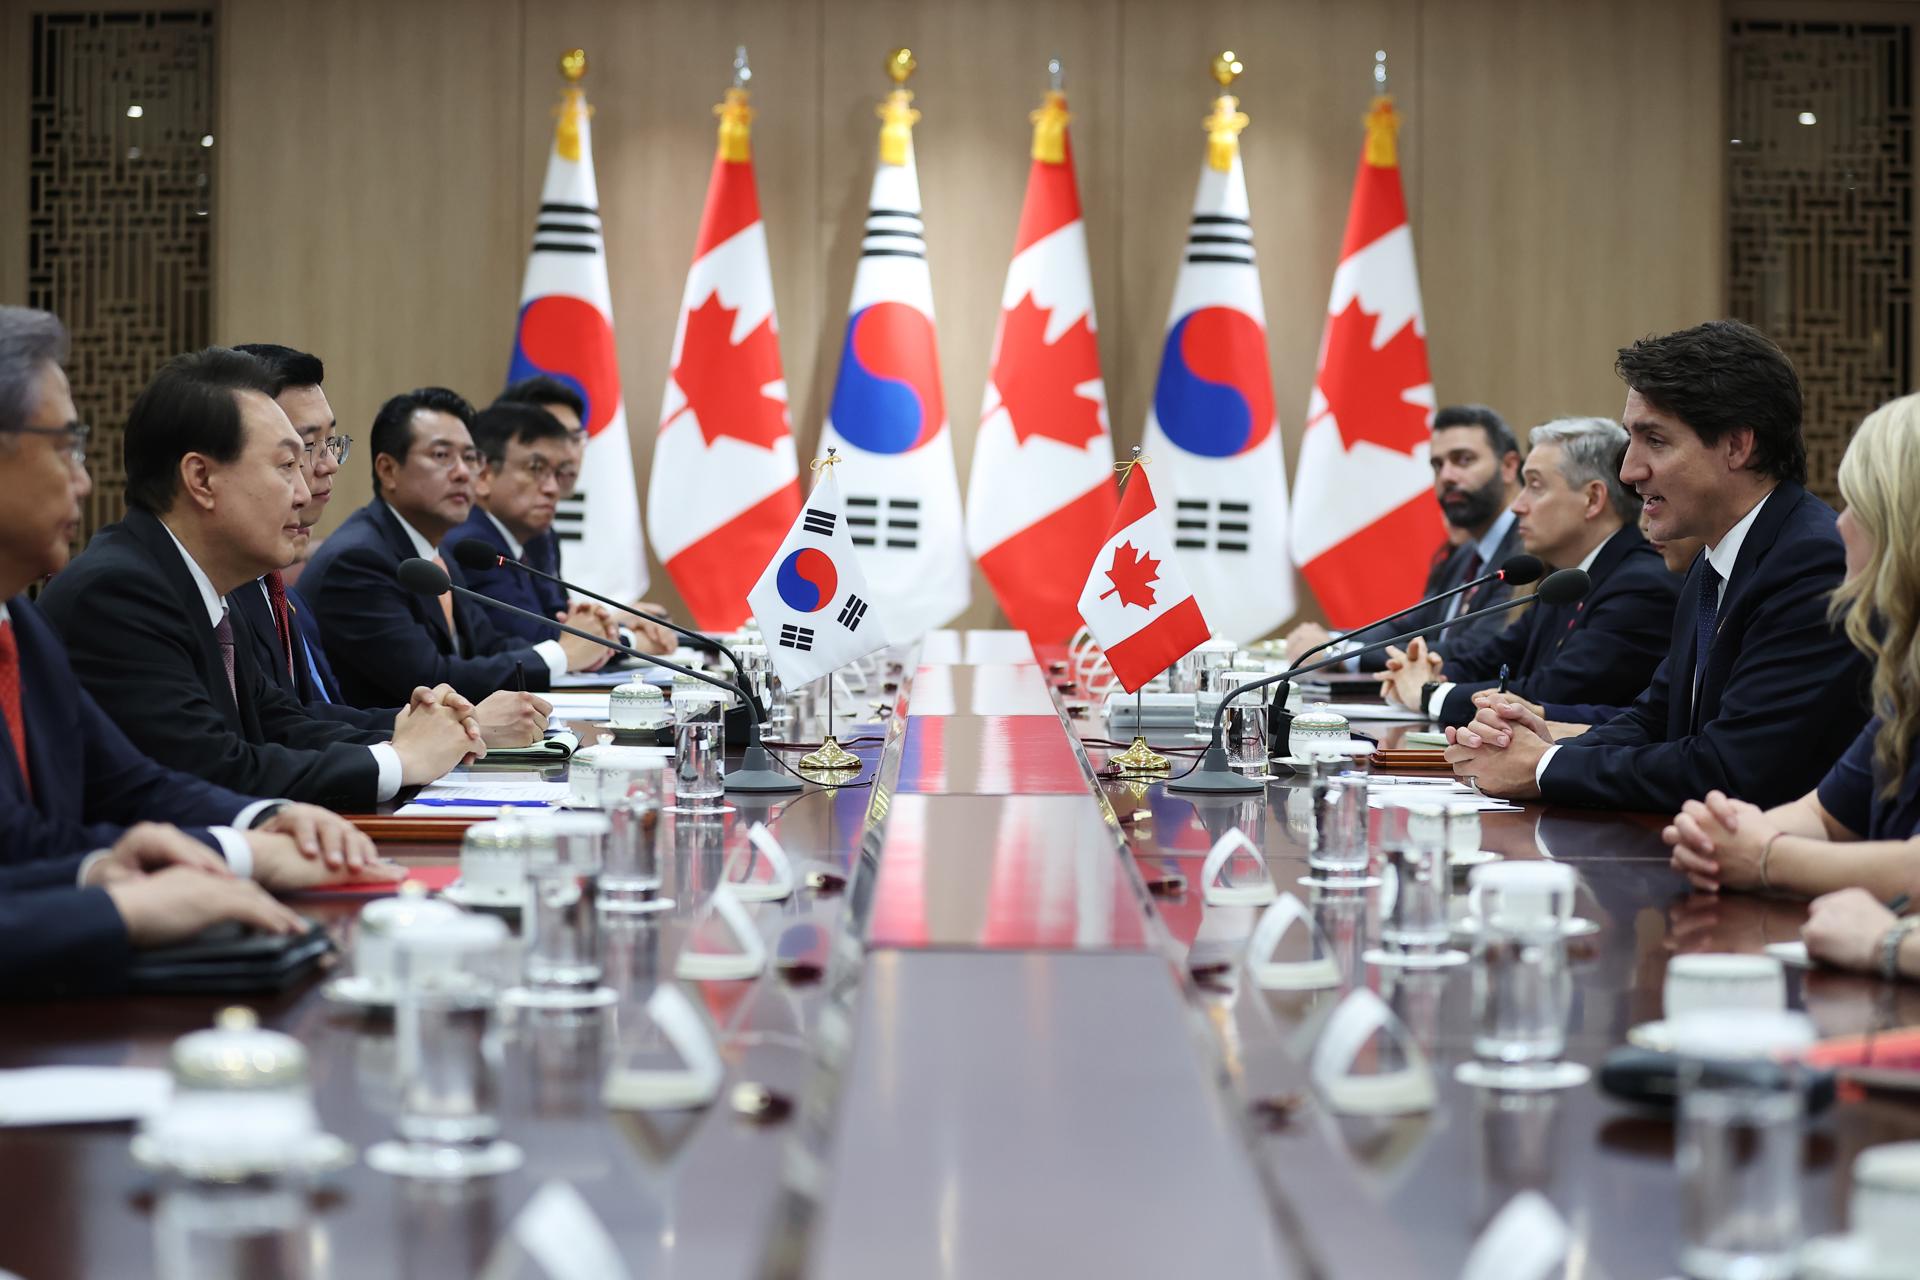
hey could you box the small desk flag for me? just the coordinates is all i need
[1076,464,1211,693]
[747,467,892,691]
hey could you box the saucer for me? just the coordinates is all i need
[321,975,395,1011]
[132,1130,355,1180]
[1363,946,1470,969]
[440,879,524,914]
[1453,1060,1591,1092]
[1453,915,1600,939]
[587,721,673,746]
[1450,849,1502,870]
[1764,940,1812,968]
[501,985,619,1010]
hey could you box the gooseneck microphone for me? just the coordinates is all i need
[1167,567,1591,794]
[447,538,757,716]
[396,558,801,794]
[1289,551,1546,672]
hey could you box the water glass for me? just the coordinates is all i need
[1190,640,1237,731]
[1469,861,1577,936]
[1671,1011,1816,1280]
[368,913,519,1179]
[1470,927,1572,1077]
[154,1184,317,1280]
[1376,805,1462,966]
[599,760,670,913]
[1216,669,1270,773]
[521,814,608,997]
[671,674,727,808]
[734,643,772,715]
[1306,747,1372,881]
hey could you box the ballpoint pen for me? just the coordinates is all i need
[408,797,554,808]
[1497,663,1510,694]
[515,660,527,693]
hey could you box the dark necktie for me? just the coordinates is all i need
[0,618,31,797]
[1693,562,1721,721]
[263,571,296,680]
[1453,548,1487,618]
[214,610,238,703]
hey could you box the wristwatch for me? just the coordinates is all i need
[1879,916,1920,981]
[1420,682,1444,721]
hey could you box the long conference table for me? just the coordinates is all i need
[4,631,1920,1279]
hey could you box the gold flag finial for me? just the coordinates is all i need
[560,48,588,83]
[716,48,754,162]
[1204,53,1249,172]
[809,447,842,473]
[1030,78,1070,164]
[877,50,921,167]
[1114,444,1152,487]
[553,50,591,162]
[1363,93,1401,167]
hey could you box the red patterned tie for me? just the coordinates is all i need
[263,571,296,680]
[0,618,31,798]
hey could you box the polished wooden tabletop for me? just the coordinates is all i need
[3,638,1919,1280]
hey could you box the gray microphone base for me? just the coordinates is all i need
[1164,745,1266,794]
[724,743,805,794]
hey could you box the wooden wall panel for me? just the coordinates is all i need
[201,0,1725,635]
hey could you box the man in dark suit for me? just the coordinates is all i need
[300,387,616,706]
[37,348,481,810]
[0,307,387,876]
[1447,321,1870,811]
[445,402,575,642]
[1284,405,1525,669]
[494,375,585,594]
[1379,417,1677,727]
[231,345,549,745]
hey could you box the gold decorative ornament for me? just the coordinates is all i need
[1112,736,1172,775]
[799,737,862,772]
[1204,50,1248,173]
[560,48,588,82]
[1363,94,1401,168]
[553,49,593,164]
[877,47,921,166]
[717,47,753,162]
[1031,88,1069,164]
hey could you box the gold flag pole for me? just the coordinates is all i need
[1108,446,1172,776]
[798,449,862,773]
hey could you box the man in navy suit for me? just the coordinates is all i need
[300,387,619,706]
[37,349,483,810]
[0,307,388,879]
[493,376,585,598]
[1378,417,1677,727]
[444,402,575,642]
[1447,321,1870,811]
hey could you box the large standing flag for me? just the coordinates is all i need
[745,463,892,691]
[507,50,645,602]
[1141,55,1295,643]
[1290,89,1445,627]
[1077,461,1211,693]
[965,74,1117,644]
[817,49,970,638]
[649,54,803,630]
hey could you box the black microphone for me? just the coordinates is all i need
[1290,551,1545,672]
[396,558,801,794]
[1168,567,1591,794]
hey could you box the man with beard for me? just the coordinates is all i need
[1285,405,1524,669]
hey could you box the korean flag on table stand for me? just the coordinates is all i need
[747,461,893,693]
[1140,54,1295,643]
[816,49,970,638]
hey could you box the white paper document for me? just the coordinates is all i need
[0,1067,172,1126]
[395,776,572,815]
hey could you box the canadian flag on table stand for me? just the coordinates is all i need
[506,51,646,602]
[1290,88,1446,627]
[1140,58,1295,644]
[964,72,1117,643]
[648,54,803,630]
[746,463,892,693]
[1076,461,1211,694]
[817,52,970,638]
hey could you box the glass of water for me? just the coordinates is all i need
[1216,669,1270,773]
[1467,927,1573,1084]
[599,759,671,914]
[366,913,521,1179]
[1372,803,1467,968]
[1305,745,1373,884]
[518,814,613,1005]
[671,674,728,809]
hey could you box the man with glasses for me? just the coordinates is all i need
[299,386,615,706]
[444,402,578,642]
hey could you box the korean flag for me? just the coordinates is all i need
[747,466,893,690]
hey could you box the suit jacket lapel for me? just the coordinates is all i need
[123,509,244,729]
[373,502,457,652]
[3,602,55,809]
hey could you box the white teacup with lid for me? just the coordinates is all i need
[1802,1141,1920,1279]
[609,680,670,730]
[570,741,673,807]
[453,820,531,908]
[1288,704,1351,760]
[1664,953,1788,1021]
[133,1006,351,1180]
[351,885,467,998]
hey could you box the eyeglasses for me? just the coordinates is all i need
[302,433,353,464]
[508,454,578,484]
[422,444,481,471]
[1,421,90,468]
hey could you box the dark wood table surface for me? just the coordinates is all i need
[3,641,1919,1279]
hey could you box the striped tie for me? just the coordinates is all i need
[431,553,458,643]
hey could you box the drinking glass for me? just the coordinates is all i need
[1469,927,1573,1080]
[519,814,611,1004]
[671,674,727,809]
[1216,669,1270,773]
[1305,746,1373,884]
[1191,641,1237,732]
[366,913,521,1179]
[1371,804,1467,967]
[598,760,671,914]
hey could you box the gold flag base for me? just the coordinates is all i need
[799,736,861,772]
[1112,736,1171,775]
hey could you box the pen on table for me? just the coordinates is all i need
[1497,663,1510,694]
[515,660,527,693]
[408,798,553,808]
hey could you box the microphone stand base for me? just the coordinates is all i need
[1111,736,1171,775]
[1166,745,1265,795]
[724,744,805,794]
[798,736,862,773]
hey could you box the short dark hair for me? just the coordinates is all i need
[470,402,570,468]
[124,347,278,513]
[496,375,585,423]
[369,386,475,494]
[233,343,325,394]
[1615,321,1806,484]
[1432,404,1520,459]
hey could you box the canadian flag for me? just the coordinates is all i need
[965,85,1117,643]
[1290,94,1446,626]
[506,62,646,602]
[817,70,971,638]
[1141,77,1295,643]
[648,78,802,629]
[1077,464,1211,694]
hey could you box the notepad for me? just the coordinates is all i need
[0,1067,172,1126]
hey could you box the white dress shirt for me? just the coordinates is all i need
[384,501,567,682]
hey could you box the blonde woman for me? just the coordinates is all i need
[1665,392,1920,975]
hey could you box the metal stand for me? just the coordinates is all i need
[1112,689,1170,775]
[799,671,861,772]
